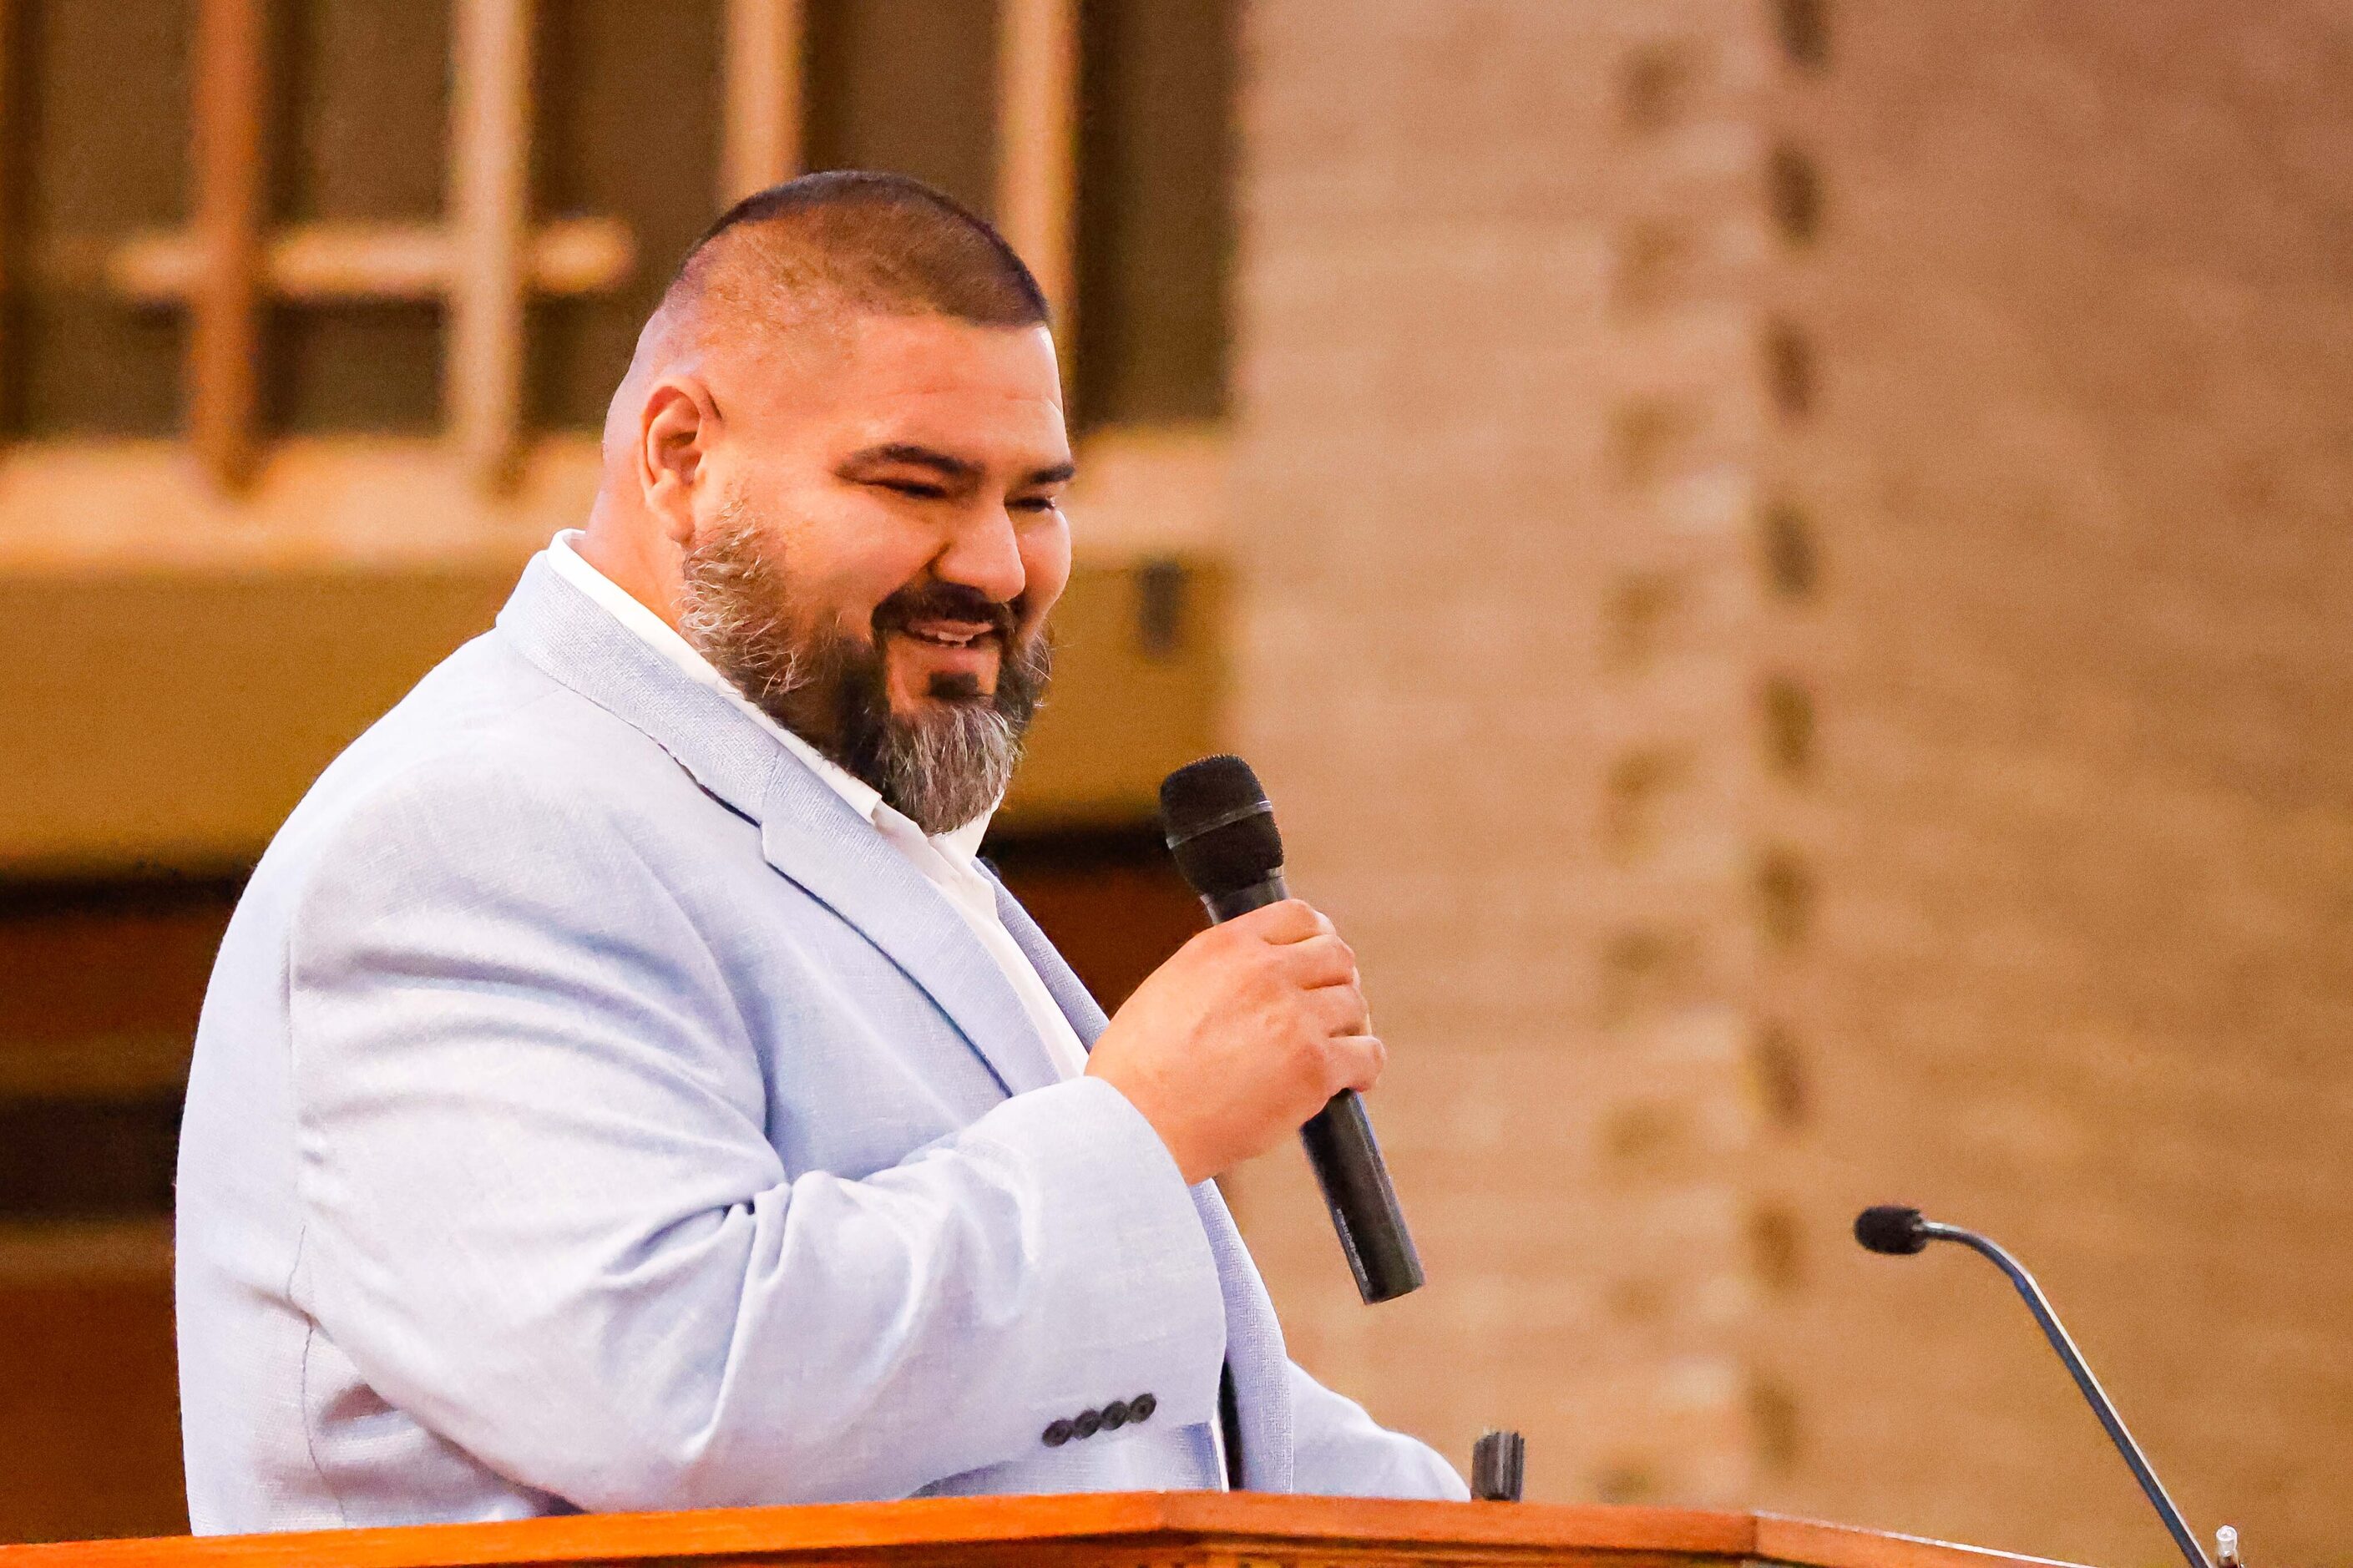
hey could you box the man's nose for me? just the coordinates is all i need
[932,508,1028,606]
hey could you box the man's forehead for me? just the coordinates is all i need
[792,316,1069,463]
[830,313,1060,395]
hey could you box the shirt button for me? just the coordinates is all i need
[1101,1399,1130,1429]
[1042,1419,1075,1448]
[1129,1393,1156,1423]
[1073,1409,1102,1439]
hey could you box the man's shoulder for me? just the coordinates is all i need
[265,627,736,886]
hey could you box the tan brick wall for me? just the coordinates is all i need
[1225,0,1776,1508]
[1228,0,2353,1560]
[1752,3,2353,1562]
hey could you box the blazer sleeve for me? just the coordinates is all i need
[1285,1362,1469,1500]
[284,758,1227,1510]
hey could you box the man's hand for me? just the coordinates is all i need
[1085,898,1384,1185]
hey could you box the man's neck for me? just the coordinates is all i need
[575,503,686,631]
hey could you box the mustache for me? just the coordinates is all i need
[871,581,1020,642]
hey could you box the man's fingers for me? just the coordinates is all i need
[1323,1033,1386,1095]
[1278,932,1358,989]
[1231,898,1334,945]
[1305,979,1372,1039]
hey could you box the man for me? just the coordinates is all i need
[176,172,1463,1533]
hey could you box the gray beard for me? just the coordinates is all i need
[676,503,1050,836]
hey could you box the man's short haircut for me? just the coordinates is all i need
[665,169,1050,339]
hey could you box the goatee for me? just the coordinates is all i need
[676,498,1051,836]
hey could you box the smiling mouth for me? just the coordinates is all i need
[898,622,999,650]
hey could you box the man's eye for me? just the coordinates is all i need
[878,479,947,499]
[1012,496,1063,514]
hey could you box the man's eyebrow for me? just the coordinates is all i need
[837,443,982,482]
[837,443,1075,489]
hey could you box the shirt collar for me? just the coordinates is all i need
[936,811,993,865]
[544,530,999,857]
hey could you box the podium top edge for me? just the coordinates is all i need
[0,1494,2102,1568]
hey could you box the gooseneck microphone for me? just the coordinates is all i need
[1161,756,1424,1304]
[1855,1206,2212,1568]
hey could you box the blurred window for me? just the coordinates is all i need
[803,0,1001,220]
[268,0,450,433]
[6,0,192,436]
[0,0,1235,460]
[529,0,726,430]
[1074,0,1235,427]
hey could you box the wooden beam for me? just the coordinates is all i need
[0,426,1223,574]
[190,0,266,490]
[0,421,1228,580]
[0,0,13,425]
[0,1220,175,1285]
[721,0,803,205]
[0,437,600,576]
[0,1034,192,1100]
[996,0,1079,329]
[448,0,534,491]
[106,218,634,305]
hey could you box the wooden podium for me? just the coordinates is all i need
[0,1494,2087,1568]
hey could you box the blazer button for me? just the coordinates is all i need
[1129,1393,1156,1423]
[1073,1409,1102,1439]
[1042,1419,1075,1448]
[1101,1399,1130,1429]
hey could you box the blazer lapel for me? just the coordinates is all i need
[497,554,782,825]
[991,882,1112,1042]
[993,881,1298,1490]
[498,554,1063,1100]
[756,763,1062,1098]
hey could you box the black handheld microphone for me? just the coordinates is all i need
[1160,756,1424,1304]
[1855,1206,2213,1568]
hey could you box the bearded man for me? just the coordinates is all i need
[175,172,1463,1533]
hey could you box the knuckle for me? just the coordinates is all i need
[1307,1034,1344,1087]
[1282,1044,1323,1102]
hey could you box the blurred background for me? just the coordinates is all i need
[0,0,2347,1561]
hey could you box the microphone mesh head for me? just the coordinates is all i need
[1854,1205,1930,1256]
[1160,754,1266,832]
[1159,755,1284,898]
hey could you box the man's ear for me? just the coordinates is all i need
[639,377,718,547]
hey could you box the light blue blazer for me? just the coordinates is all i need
[175,555,1464,1533]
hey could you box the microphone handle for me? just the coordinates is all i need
[1202,874,1426,1305]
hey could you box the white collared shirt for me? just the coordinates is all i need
[546,530,1092,1082]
